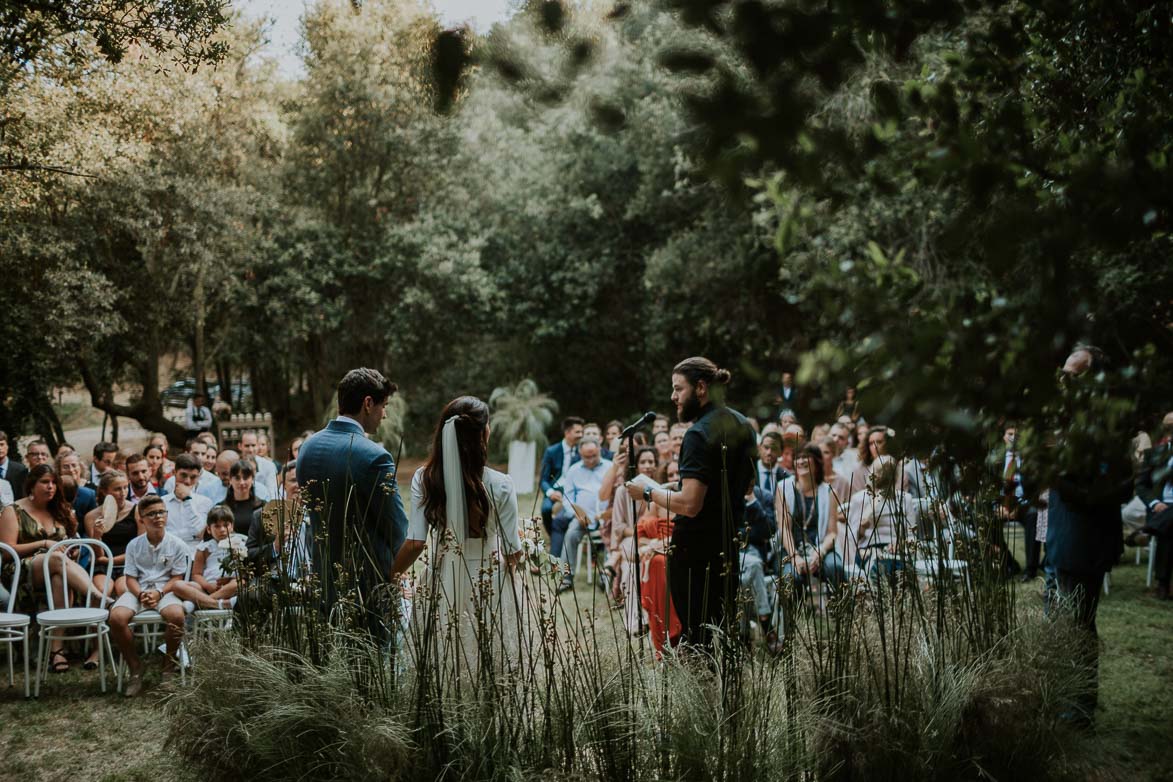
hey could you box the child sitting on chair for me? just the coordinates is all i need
[172,506,243,610]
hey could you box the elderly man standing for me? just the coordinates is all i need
[1045,345,1134,728]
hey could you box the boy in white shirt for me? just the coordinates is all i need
[109,494,191,697]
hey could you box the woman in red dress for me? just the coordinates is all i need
[637,514,681,656]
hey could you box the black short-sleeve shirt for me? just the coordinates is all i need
[675,402,758,548]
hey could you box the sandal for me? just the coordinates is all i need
[82,658,99,671]
[50,649,70,674]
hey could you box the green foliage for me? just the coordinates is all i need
[489,378,559,446]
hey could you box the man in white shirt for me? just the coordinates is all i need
[109,494,191,696]
[163,454,213,553]
[555,438,613,593]
[162,437,219,496]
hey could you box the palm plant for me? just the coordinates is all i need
[488,378,558,447]
[489,379,557,494]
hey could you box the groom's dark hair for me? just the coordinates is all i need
[337,368,397,415]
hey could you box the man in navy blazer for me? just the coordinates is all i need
[297,368,408,625]
[539,416,584,539]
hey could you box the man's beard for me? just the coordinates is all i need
[678,391,703,423]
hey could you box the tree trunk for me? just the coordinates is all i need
[79,358,186,450]
[192,267,207,396]
[216,359,232,406]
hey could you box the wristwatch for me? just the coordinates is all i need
[643,486,653,503]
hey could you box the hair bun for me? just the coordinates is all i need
[714,368,732,384]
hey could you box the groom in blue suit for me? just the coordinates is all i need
[297,368,408,626]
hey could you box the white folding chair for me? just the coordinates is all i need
[34,539,115,696]
[118,560,192,690]
[0,542,32,698]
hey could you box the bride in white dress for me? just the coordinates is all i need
[390,396,526,678]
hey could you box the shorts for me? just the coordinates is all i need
[113,591,184,614]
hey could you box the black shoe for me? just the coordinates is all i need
[556,577,575,595]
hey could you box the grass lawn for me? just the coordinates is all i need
[2,511,1169,781]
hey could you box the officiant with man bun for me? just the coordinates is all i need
[296,368,408,632]
[625,356,757,650]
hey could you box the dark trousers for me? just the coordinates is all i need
[549,513,571,560]
[1019,508,1041,576]
[669,538,732,650]
[1055,570,1104,722]
[541,497,554,536]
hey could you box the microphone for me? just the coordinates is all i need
[620,411,657,438]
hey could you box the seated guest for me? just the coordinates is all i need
[124,453,158,505]
[653,431,674,467]
[144,444,169,493]
[163,454,213,554]
[0,430,29,500]
[660,459,680,489]
[148,433,175,476]
[830,423,859,481]
[850,425,891,489]
[109,495,190,696]
[741,481,778,649]
[0,477,11,509]
[221,459,266,536]
[1136,410,1173,599]
[776,444,845,593]
[818,436,852,506]
[637,512,680,657]
[555,438,612,593]
[202,441,219,476]
[583,422,614,460]
[25,439,51,470]
[88,441,118,488]
[58,451,97,521]
[162,437,218,495]
[171,506,241,609]
[604,421,624,456]
[809,423,831,443]
[652,415,670,437]
[669,422,689,460]
[246,466,311,580]
[56,443,75,458]
[539,416,585,539]
[778,410,799,429]
[240,431,279,500]
[843,457,920,579]
[83,470,139,601]
[602,448,659,631]
[755,432,789,497]
[1,464,110,672]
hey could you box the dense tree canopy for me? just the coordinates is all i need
[0,0,1167,465]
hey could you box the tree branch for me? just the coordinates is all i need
[0,163,99,178]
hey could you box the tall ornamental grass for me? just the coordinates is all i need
[165,472,1099,781]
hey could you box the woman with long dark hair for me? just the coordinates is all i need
[390,396,524,673]
[0,464,109,672]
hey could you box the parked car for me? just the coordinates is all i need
[161,379,253,409]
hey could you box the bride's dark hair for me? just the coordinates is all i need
[421,395,491,538]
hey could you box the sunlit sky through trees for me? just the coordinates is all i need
[239,0,513,78]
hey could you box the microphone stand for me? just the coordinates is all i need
[625,430,645,657]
